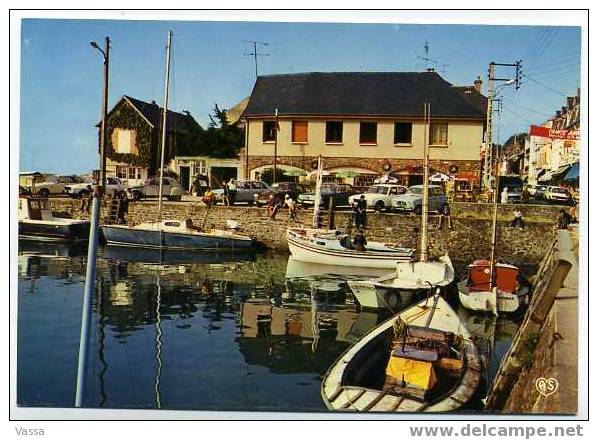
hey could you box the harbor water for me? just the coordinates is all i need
[17,240,525,412]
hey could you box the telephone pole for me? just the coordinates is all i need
[243,40,270,78]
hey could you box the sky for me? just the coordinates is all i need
[18,17,582,174]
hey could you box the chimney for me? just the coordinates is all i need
[555,110,561,118]
[567,96,574,109]
[474,76,483,93]
[151,100,157,106]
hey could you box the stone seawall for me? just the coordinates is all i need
[50,199,561,274]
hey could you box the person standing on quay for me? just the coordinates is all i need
[437,204,453,230]
[500,187,509,204]
[222,182,230,206]
[355,195,367,230]
[511,209,525,230]
[227,178,237,206]
[284,194,298,222]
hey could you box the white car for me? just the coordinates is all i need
[348,184,408,212]
[544,186,573,204]
[392,185,448,214]
[66,177,128,198]
[128,177,185,202]
[35,175,82,197]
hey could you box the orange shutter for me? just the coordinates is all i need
[292,121,308,143]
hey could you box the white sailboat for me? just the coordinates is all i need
[102,32,256,252]
[457,134,530,314]
[348,103,454,309]
[286,155,414,269]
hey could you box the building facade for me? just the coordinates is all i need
[241,72,486,189]
[103,96,201,186]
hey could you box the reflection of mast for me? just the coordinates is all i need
[97,277,108,406]
[310,285,319,354]
[154,272,163,409]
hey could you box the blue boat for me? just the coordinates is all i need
[102,219,257,251]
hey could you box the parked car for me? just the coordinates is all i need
[255,182,309,207]
[348,183,408,212]
[528,185,548,199]
[505,186,522,203]
[544,186,573,205]
[212,180,270,205]
[297,183,357,208]
[392,185,447,214]
[35,175,83,197]
[65,176,128,198]
[128,177,185,201]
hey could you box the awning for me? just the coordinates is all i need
[454,172,478,182]
[374,174,399,184]
[429,172,452,182]
[538,171,552,182]
[564,162,579,182]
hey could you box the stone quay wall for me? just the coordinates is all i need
[50,199,562,274]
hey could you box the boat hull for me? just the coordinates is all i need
[348,280,418,309]
[321,296,481,412]
[457,280,528,314]
[286,229,413,269]
[19,220,90,242]
[102,225,256,251]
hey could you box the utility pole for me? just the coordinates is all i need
[483,60,521,190]
[77,36,110,408]
[243,40,270,78]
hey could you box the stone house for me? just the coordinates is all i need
[103,95,202,186]
[240,71,487,188]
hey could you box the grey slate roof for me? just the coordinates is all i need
[244,72,486,119]
[124,96,201,132]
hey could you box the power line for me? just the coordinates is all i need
[521,73,569,97]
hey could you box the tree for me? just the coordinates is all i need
[199,104,244,158]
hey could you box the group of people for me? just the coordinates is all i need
[267,193,298,221]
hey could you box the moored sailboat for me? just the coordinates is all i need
[348,103,454,309]
[102,32,257,252]
[286,156,414,269]
[18,197,90,242]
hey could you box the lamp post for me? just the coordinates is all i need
[75,36,110,408]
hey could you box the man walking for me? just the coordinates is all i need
[284,194,298,222]
[511,209,525,230]
[437,204,453,230]
[355,195,367,230]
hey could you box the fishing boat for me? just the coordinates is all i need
[102,32,256,252]
[286,156,413,269]
[457,127,530,315]
[321,294,481,412]
[18,197,90,242]
[457,260,530,314]
[348,103,454,309]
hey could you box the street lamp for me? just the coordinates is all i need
[75,36,110,408]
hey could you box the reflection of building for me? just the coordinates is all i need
[110,281,134,306]
[241,72,486,187]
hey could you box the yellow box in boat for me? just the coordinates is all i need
[386,357,437,390]
[438,358,463,372]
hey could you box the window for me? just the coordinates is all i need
[394,122,412,144]
[325,121,343,143]
[359,122,377,144]
[429,123,448,145]
[116,129,134,153]
[292,121,308,143]
[262,121,277,142]
[116,165,127,179]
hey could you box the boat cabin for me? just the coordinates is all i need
[467,260,519,293]
[18,197,54,222]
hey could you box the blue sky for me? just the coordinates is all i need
[19,19,581,174]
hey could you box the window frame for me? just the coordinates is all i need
[429,122,449,146]
[394,122,413,145]
[262,121,277,143]
[291,120,309,144]
[325,121,344,144]
[359,121,378,145]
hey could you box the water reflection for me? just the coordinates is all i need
[17,246,521,412]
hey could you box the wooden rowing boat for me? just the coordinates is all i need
[321,295,481,412]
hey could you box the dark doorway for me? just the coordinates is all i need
[180,166,191,191]
[408,174,423,186]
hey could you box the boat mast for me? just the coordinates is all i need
[157,30,172,226]
[419,102,430,262]
[488,141,501,287]
[312,155,323,229]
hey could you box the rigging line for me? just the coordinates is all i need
[528,68,581,83]
[520,73,568,97]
